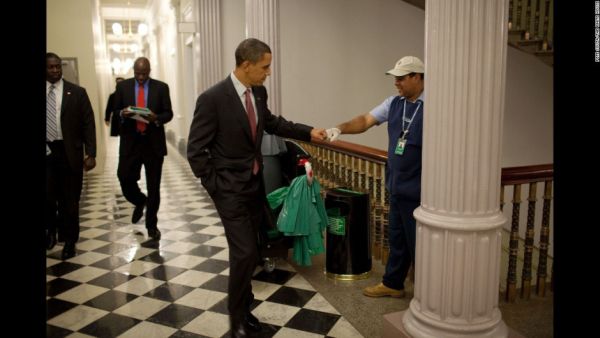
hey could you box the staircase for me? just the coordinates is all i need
[402,0,553,67]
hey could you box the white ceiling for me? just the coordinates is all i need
[100,0,148,7]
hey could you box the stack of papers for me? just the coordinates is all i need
[123,106,151,123]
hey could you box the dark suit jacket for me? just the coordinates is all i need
[113,78,173,156]
[60,80,96,172]
[187,76,312,195]
[104,92,120,136]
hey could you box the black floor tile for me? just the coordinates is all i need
[144,282,195,302]
[147,303,204,329]
[142,265,187,281]
[46,324,73,338]
[46,298,78,320]
[207,298,229,315]
[46,262,85,277]
[182,233,215,244]
[170,329,210,337]
[79,312,140,337]
[199,274,229,293]
[87,271,134,289]
[92,242,135,255]
[172,214,203,222]
[192,258,229,274]
[175,224,209,233]
[84,290,139,311]
[90,255,131,270]
[93,231,131,242]
[138,249,181,264]
[284,308,341,335]
[265,286,316,308]
[186,245,224,257]
[46,278,81,297]
[253,269,296,285]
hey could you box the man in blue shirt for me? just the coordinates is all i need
[326,56,425,298]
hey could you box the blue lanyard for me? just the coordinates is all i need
[401,99,422,137]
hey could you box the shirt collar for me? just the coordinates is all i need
[47,78,63,91]
[402,91,425,104]
[231,72,250,97]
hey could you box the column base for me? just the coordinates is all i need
[383,311,525,338]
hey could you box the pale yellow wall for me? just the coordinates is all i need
[47,0,104,173]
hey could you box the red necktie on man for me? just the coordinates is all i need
[137,84,147,133]
[244,89,259,175]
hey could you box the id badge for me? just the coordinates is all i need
[395,138,407,155]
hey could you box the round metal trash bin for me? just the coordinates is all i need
[325,188,371,280]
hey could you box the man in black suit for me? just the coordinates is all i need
[113,57,173,241]
[187,38,327,338]
[46,52,96,260]
[104,76,124,136]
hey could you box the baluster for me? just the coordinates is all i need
[521,182,537,300]
[382,190,390,265]
[525,0,532,36]
[359,159,367,194]
[506,184,521,302]
[352,157,360,193]
[537,180,552,296]
[500,185,505,211]
[370,162,381,260]
[327,149,335,188]
[533,0,540,39]
[376,164,385,261]
[346,155,354,189]
[516,0,522,29]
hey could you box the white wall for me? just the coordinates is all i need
[221,0,246,77]
[277,0,552,168]
[279,0,425,150]
[503,47,553,167]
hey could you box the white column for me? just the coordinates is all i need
[196,0,222,92]
[245,0,281,115]
[387,0,512,337]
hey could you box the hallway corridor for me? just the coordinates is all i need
[46,137,363,338]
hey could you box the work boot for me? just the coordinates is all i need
[363,282,405,298]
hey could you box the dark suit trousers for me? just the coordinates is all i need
[46,141,83,245]
[209,173,263,329]
[117,135,164,229]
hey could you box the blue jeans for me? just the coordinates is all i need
[382,195,420,290]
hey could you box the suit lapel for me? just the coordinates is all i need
[60,81,72,123]
[225,76,254,142]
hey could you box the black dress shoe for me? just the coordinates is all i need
[46,231,57,250]
[230,324,248,338]
[148,228,161,241]
[61,243,76,260]
[245,312,262,332]
[132,200,146,223]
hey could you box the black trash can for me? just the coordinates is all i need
[325,188,371,280]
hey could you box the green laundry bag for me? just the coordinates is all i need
[276,175,328,266]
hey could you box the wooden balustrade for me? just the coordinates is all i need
[502,164,553,302]
[295,139,553,301]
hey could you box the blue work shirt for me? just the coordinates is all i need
[370,93,424,201]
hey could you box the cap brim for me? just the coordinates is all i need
[386,69,411,76]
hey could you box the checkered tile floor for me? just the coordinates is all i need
[46,139,363,338]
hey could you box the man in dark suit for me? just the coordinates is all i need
[104,76,124,136]
[187,38,327,338]
[113,57,173,241]
[46,52,96,260]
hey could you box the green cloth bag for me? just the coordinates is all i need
[265,175,327,266]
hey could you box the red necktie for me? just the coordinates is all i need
[136,85,147,133]
[244,89,259,175]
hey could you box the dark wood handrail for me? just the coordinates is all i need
[312,139,388,163]
[312,140,553,184]
[501,164,553,185]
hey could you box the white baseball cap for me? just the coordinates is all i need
[385,56,424,76]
